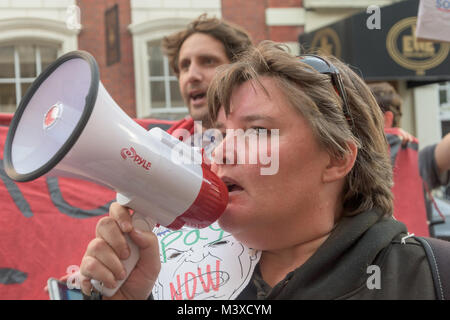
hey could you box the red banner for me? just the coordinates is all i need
[386,127,429,237]
[0,113,175,299]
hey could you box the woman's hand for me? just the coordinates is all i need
[396,128,416,146]
[79,202,161,300]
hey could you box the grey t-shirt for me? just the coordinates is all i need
[419,144,450,189]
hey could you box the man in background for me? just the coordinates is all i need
[162,14,252,138]
[369,82,450,236]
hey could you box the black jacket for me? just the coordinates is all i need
[237,209,437,299]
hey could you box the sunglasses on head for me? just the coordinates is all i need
[298,54,354,128]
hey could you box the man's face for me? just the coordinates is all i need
[178,33,230,124]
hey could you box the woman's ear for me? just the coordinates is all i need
[322,142,358,183]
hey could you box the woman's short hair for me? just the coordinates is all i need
[162,14,253,76]
[208,41,393,217]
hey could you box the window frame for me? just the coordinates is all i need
[147,42,185,114]
[0,16,79,113]
[0,43,60,112]
[129,18,192,119]
[439,81,450,121]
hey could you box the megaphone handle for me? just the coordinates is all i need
[90,212,155,297]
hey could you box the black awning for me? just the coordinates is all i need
[299,0,450,81]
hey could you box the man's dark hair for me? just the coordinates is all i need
[162,14,252,76]
[368,82,403,127]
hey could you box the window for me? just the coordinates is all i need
[0,44,58,113]
[147,42,186,117]
[439,82,450,136]
[439,82,450,108]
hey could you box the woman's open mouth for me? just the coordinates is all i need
[221,176,244,194]
[227,183,244,193]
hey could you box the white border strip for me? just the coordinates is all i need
[265,8,305,26]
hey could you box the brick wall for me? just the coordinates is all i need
[77,0,136,117]
[268,25,304,43]
[221,0,268,45]
[74,0,305,117]
[222,0,303,46]
[267,0,303,44]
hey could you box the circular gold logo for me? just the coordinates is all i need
[386,17,450,75]
[310,27,342,58]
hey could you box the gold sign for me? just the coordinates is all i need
[310,28,342,58]
[386,17,449,75]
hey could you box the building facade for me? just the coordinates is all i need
[0,0,448,149]
[301,0,450,148]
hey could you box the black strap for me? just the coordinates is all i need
[415,236,450,300]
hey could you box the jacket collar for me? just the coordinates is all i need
[267,209,407,299]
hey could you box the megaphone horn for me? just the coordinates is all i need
[3,50,228,297]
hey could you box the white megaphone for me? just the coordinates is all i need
[3,50,228,297]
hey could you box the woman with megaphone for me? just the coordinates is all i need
[79,41,450,300]
[77,14,253,300]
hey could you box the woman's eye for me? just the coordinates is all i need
[250,127,269,135]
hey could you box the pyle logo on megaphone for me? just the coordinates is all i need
[120,146,152,171]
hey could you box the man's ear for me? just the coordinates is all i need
[322,142,358,183]
[384,110,394,128]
